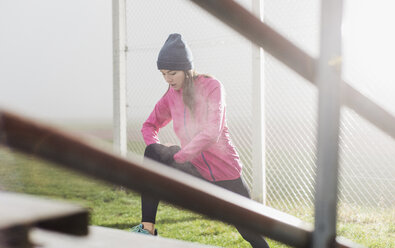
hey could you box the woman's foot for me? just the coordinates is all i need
[130,223,157,236]
[141,222,155,235]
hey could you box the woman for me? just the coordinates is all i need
[131,33,270,248]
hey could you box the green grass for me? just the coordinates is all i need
[0,148,393,247]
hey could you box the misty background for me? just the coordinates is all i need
[0,0,112,124]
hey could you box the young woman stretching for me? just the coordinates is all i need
[131,33,270,248]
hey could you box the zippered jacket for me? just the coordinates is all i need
[141,75,242,181]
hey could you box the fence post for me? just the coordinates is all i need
[251,0,265,204]
[313,0,343,246]
[112,0,127,156]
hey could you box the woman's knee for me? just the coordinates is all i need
[144,143,178,165]
[144,143,163,160]
[215,177,251,198]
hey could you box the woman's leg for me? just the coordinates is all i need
[140,143,202,233]
[139,144,165,234]
[140,143,183,232]
[141,194,159,224]
[215,178,270,248]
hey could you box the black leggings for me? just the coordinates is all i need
[141,143,270,248]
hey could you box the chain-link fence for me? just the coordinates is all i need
[124,0,395,241]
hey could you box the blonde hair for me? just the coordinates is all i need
[182,70,198,114]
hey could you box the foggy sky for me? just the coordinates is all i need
[0,0,112,123]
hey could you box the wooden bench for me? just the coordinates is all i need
[0,191,88,248]
[0,192,218,248]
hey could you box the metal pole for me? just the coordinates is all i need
[313,0,343,247]
[112,0,127,156]
[251,0,266,204]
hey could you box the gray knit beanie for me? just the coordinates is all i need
[157,33,194,71]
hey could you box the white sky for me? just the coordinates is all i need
[342,0,395,115]
[0,0,112,123]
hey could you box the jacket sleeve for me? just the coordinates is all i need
[141,94,172,145]
[174,83,225,163]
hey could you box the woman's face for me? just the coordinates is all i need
[160,70,185,91]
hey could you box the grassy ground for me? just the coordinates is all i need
[0,148,393,247]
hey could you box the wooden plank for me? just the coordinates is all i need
[0,111,311,246]
[0,225,30,248]
[189,0,395,141]
[0,110,363,247]
[30,226,218,248]
[312,0,343,248]
[313,0,343,246]
[0,191,88,236]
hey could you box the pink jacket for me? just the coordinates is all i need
[141,75,242,181]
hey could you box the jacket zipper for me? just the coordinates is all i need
[184,107,216,182]
[201,152,216,182]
